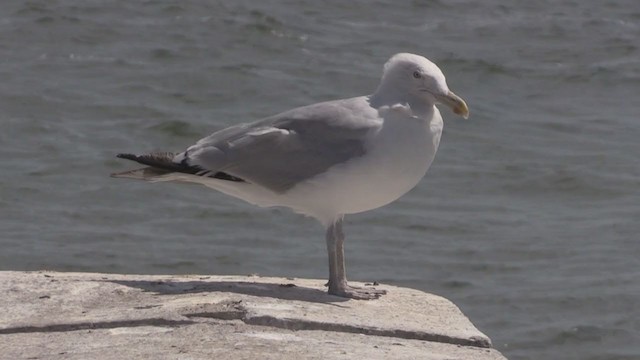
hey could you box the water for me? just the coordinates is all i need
[1,1,639,359]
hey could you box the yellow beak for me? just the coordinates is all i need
[435,91,469,119]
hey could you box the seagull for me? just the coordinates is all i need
[112,53,469,300]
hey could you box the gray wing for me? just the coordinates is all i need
[174,97,380,193]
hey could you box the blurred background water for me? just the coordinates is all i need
[1,1,639,359]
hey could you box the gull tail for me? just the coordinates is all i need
[111,167,173,180]
[111,152,246,183]
[110,153,177,181]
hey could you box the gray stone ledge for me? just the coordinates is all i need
[0,271,507,360]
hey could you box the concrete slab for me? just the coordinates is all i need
[0,271,507,359]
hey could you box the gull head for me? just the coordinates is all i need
[377,53,469,119]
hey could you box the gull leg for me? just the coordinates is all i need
[325,217,387,300]
[325,218,340,291]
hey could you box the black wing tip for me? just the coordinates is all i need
[116,153,138,161]
[115,152,180,172]
[114,152,245,183]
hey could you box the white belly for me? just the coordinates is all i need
[283,109,443,224]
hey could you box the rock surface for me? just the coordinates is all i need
[0,271,506,359]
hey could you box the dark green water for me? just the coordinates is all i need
[1,1,639,359]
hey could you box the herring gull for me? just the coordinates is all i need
[112,53,469,299]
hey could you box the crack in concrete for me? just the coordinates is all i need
[245,315,491,348]
[184,308,491,349]
[2,303,490,349]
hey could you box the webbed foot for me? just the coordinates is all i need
[327,282,387,300]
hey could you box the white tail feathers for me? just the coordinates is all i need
[110,167,170,181]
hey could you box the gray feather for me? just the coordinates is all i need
[177,97,380,193]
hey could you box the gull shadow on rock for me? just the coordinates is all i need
[106,279,350,304]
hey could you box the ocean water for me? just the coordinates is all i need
[1,1,639,359]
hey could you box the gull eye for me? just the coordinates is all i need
[412,71,421,79]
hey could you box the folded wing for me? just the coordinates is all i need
[175,98,380,193]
